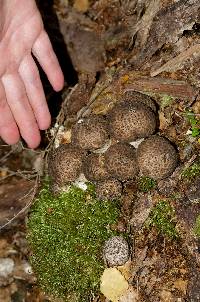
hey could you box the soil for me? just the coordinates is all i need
[0,0,200,301]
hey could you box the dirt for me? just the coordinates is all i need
[0,0,200,301]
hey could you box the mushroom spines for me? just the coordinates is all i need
[104,143,138,181]
[83,153,110,181]
[96,178,122,201]
[71,115,109,150]
[137,135,178,180]
[108,101,156,142]
[48,144,85,184]
[121,91,157,112]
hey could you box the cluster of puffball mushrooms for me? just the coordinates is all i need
[48,91,178,200]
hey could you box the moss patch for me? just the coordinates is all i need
[27,183,120,301]
[185,109,200,137]
[138,176,156,193]
[160,95,174,109]
[181,162,200,180]
[194,215,200,237]
[147,200,179,239]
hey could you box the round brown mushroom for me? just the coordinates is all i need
[104,143,138,181]
[137,135,178,180]
[71,115,109,150]
[108,101,156,142]
[96,178,122,200]
[121,91,157,112]
[48,144,85,184]
[103,236,130,267]
[83,153,110,181]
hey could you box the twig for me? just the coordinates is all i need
[0,168,38,182]
[0,146,17,163]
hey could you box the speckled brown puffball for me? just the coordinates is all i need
[104,143,138,181]
[71,115,109,150]
[108,100,156,142]
[137,135,178,180]
[121,91,157,112]
[103,236,130,267]
[48,144,85,184]
[96,179,122,200]
[83,153,110,181]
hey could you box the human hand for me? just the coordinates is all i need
[0,0,64,148]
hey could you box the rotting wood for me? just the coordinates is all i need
[131,0,200,66]
[151,44,200,77]
[82,71,198,117]
[130,0,161,48]
[116,72,198,100]
[122,76,198,100]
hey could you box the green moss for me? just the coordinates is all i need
[169,192,182,200]
[181,162,200,180]
[147,200,179,239]
[185,110,200,137]
[194,215,200,237]
[138,176,156,193]
[160,95,174,109]
[27,183,120,301]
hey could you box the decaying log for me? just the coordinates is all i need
[151,44,200,77]
[131,0,200,66]
[80,71,198,117]
[122,75,198,100]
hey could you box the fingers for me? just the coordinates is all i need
[0,81,20,145]
[19,54,51,130]
[32,30,64,91]
[1,73,41,149]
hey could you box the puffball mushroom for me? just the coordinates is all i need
[109,100,156,142]
[137,135,178,180]
[72,115,109,150]
[121,91,157,113]
[105,143,138,181]
[96,179,122,201]
[83,153,110,181]
[48,144,85,184]
[103,236,130,267]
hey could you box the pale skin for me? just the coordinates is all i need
[0,0,64,148]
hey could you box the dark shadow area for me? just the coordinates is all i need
[35,0,78,118]
[183,22,200,36]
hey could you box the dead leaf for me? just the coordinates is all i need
[117,259,132,281]
[159,111,170,131]
[100,268,129,302]
[173,279,188,295]
[119,285,140,302]
[159,290,173,302]
[74,0,89,12]
[192,96,200,114]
